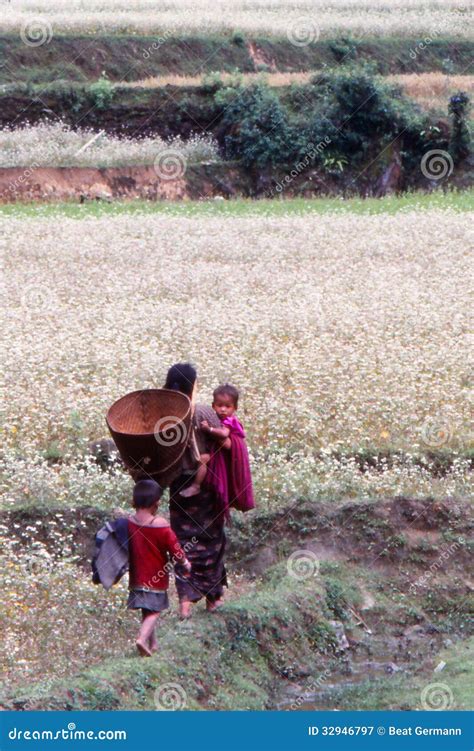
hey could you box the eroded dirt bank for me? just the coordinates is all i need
[2,162,473,203]
[0,164,254,203]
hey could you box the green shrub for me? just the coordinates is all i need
[325,579,349,621]
[205,64,441,180]
[329,36,359,62]
[307,63,425,171]
[42,82,88,114]
[215,82,293,169]
[89,72,115,110]
[449,92,471,162]
[202,72,225,94]
[231,31,246,46]
[202,70,243,95]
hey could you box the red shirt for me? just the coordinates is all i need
[128,519,186,591]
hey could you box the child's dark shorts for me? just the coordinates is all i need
[127,589,169,613]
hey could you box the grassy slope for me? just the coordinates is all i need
[1,496,472,711]
[0,190,474,219]
[1,567,331,710]
[1,36,472,86]
[2,552,472,711]
[316,637,474,711]
[2,556,472,711]
[1,189,473,218]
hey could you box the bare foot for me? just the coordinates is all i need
[179,601,192,620]
[149,639,158,654]
[136,639,152,657]
[206,598,223,612]
[180,484,200,498]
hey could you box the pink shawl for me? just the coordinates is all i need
[207,416,255,518]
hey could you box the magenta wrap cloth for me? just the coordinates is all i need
[207,416,255,518]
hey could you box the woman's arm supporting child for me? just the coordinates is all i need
[180,421,230,498]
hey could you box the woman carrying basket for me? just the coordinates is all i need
[164,362,230,619]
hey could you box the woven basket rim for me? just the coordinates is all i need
[106,388,192,436]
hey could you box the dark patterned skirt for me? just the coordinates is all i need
[169,475,227,604]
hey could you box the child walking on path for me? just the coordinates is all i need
[127,479,191,656]
[183,383,255,517]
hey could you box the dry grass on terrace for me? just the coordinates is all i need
[121,72,474,113]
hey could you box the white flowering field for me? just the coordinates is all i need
[2,0,470,38]
[0,123,219,169]
[1,195,473,705]
[2,199,473,515]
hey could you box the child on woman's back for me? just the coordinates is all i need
[181,384,255,516]
[179,387,231,498]
[128,479,191,655]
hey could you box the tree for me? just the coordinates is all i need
[215,83,293,169]
[449,92,471,162]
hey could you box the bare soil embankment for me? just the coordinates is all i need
[0,163,251,203]
[2,160,473,203]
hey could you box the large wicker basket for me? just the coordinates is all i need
[106,389,192,487]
